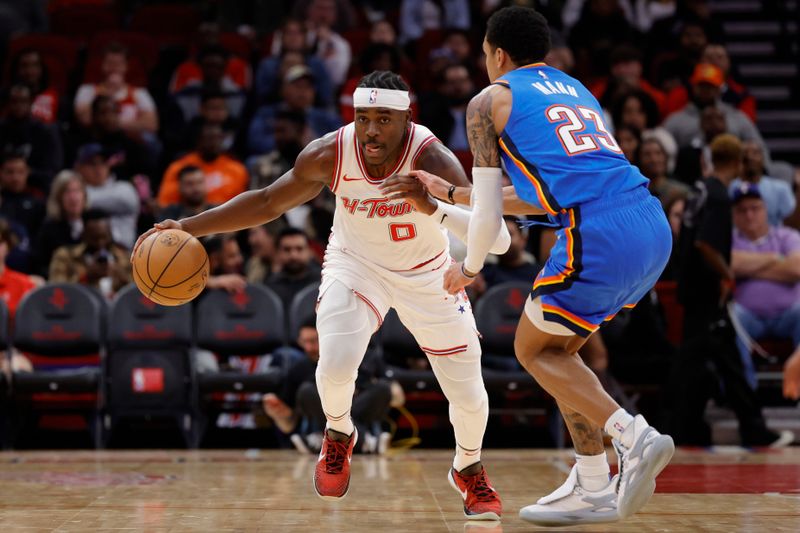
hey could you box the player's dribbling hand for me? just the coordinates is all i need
[408,170,451,202]
[378,174,437,215]
[443,261,475,294]
[783,352,800,401]
[130,219,183,262]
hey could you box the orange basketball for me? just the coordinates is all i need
[132,229,209,306]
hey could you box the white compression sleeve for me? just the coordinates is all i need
[464,167,504,273]
[432,200,511,255]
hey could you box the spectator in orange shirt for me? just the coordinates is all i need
[0,218,35,376]
[158,123,248,207]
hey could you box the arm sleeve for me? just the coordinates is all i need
[433,200,510,255]
[464,168,504,273]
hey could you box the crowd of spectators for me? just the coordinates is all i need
[1,0,798,448]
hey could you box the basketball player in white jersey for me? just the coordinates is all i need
[133,71,507,520]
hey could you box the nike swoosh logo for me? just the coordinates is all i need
[457,486,467,499]
[341,175,364,182]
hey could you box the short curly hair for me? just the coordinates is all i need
[486,6,551,66]
[357,70,409,91]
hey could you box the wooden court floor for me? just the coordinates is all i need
[0,448,798,532]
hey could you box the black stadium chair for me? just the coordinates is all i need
[379,309,438,390]
[194,285,286,438]
[288,282,320,340]
[11,284,104,447]
[473,281,531,356]
[105,285,197,447]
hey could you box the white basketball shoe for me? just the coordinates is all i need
[519,465,619,526]
[613,414,675,519]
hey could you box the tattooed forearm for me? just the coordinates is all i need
[557,400,605,455]
[466,87,500,168]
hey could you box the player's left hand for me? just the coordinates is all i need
[443,261,476,294]
[378,174,437,215]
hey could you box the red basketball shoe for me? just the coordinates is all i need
[313,428,357,500]
[448,464,503,520]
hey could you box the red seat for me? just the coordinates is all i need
[218,32,253,60]
[89,31,160,73]
[655,281,683,346]
[341,28,371,58]
[452,150,474,175]
[6,34,80,76]
[49,5,121,42]
[129,4,201,44]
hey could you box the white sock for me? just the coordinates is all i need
[604,408,634,446]
[326,417,355,437]
[575,453,610,492]
[453,445,481,472]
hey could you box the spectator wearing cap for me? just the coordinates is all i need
[247,65,341,156]
[33,171,87,277]
[158,165,215,222]
[256,18,333,108]
[665,43,757,122]
[592,45,667,118]
[664,63,765,153]
[0,84,63,192]
[0,151,45,241]
[158,123,248,208]
[730,141,796,227]
[49,209,131,298]
[75,143,140,249]
[730,182,800,397]
[74,43,159,142]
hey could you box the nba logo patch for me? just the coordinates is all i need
[369,89,378,104]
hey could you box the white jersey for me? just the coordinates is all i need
[327,122,448,272]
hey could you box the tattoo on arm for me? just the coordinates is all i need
[557,401,606,456]
[467,88,500,168]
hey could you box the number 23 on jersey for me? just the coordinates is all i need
[546,104,622,156]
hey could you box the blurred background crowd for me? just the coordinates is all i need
[0,0,798,450]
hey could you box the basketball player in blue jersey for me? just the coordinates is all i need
[386,6,676,527]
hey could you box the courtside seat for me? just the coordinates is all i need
[474,281,530,356]
[195,285,285,395]
[11,284,104,447]
[288,282,319,341]
[105,284,197,446]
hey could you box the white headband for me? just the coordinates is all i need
[353,87,410,111]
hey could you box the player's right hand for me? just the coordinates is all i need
[130,219,183,262]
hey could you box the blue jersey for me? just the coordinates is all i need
[496,64,648,216]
